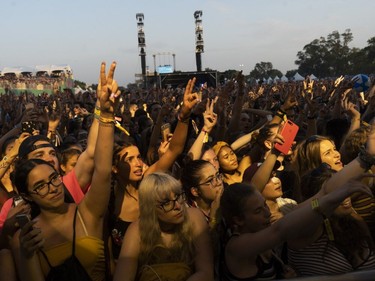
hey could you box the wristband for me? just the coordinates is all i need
[99,116,115,124]
[94,107,101,119]
[177,114,190,124]
[201,128,209,143]
[311,198,334,241]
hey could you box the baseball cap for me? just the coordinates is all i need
[18,135,53,159]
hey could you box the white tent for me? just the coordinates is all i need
[310,74,318,80]
[267,77,273,84]
[35,65,73,77]
[280,75,288,82]
[273,76,280,83]
[293,72,304,81]
[1,66,35,76]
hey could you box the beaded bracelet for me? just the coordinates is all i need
[311,198,334,241]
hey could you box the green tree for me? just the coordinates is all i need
[249,62,282,79]
[295,29,355,77]
[219,69,238,83]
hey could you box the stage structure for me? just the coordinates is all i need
[194,10,204,72]
[136,13,146,87]
[135,11,218,89]
[153,52,175,75]
[159,71,217,89]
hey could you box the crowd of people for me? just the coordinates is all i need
[0,61,375,281]
[0,74,68,92]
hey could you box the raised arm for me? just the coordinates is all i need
[113,221,141,281]
[146,103,171,165]
[230,129,260,152]
[250,132,283,192]
[228,179,372,260]
[187,99,217,160]
[325,120,375,194]
[80,62,118,224]
[72,71,118,191]
[146,78,199,175]
[226,72,245,136]
[0,133,29,180]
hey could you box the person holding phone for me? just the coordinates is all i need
[9,61,119,281]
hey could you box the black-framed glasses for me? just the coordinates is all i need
[198,173,223,187]
[158,192,186,212]
[30,173,62,197]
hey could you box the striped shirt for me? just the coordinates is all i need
[288,234,375,276]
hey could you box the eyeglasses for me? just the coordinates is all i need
[158,192,186,212]
[198,173,223,187]
[30,173,62,197]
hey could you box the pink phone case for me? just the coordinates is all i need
[274,120,299,155]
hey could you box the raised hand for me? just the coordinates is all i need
[334,75,345,88]
[341,96,360,120]
[179,77,199,120]
[98,61,120,117]
[202,98,217,133]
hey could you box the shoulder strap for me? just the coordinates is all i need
[40,249,54,269]
[77,208,88,236]
[39,207,79,269]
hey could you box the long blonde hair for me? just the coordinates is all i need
[138,172,195,266]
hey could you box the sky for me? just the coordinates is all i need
[1,0,374,87]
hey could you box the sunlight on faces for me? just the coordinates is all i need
[201,149,220,171]
[117,146,143,182]
[27,164,64,205]
[319,140,343,171]
[27,141,59,171]
[264,126,279,151]
[60,154,79,175]
[218,146,238,172]
[261,176,283,201]
[195,163,223,203]
[156,191,187,225]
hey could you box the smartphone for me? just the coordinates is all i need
[13,196,24,207]
[161,123,171,142]
[16,213,31,228]
[22,121,38,134]
[274,120,299,155]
